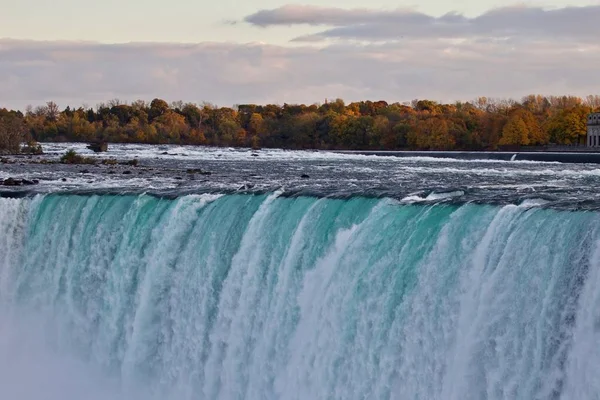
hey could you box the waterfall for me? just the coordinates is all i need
[1,193,599,399]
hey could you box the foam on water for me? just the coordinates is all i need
[5,142,600,208]
[400,190,465,203]
[39,142,561,164]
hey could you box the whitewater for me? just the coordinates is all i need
[1,190,600,400]
[5,142,600,208]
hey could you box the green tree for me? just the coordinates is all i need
[217,119,240,146]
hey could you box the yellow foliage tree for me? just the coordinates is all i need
[407,118,455,150]
[189,128,206,145]
[248,113,265,136]
[154,111,188,143]
[499,116,529,146]
[545,107,590,145]
[514,109,547,145]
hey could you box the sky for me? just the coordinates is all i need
[1,0,600,109]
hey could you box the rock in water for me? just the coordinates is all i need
[87,142,108,152]
[2,178,38,186]
[3,178,20,186]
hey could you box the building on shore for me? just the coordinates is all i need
[588,113,600,147]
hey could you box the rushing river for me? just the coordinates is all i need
[2,143,600,399]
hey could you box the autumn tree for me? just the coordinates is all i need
[289,112,321,148]
[248,112,265,135]
[508,108,548,145]
[478,113,506,149]
[584,95,600,109]
[154,110,189,143]
[521,95,551,115]
[408,117,455,149]
[65,110,96,141]
[0,110,26,153]
[370,115,391,148]
[149,98,169,122]
[3,94,598,151]
[499,115,529,146]
[545,106,590,145]
[414,100,441,114]
[45,101,60,121]
[181,103,203,129]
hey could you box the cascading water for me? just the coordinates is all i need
[1,192,600,400]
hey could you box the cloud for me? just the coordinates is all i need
[245,5,424,27]
[0,38,599,110]
[244,5,600,43]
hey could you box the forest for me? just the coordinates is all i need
[1,95,599,153]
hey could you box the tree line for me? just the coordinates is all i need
[1,95,600,153]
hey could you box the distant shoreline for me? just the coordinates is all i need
[2,96,598,155]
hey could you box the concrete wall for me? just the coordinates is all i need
[588,113,600,147]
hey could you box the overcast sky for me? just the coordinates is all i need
[1,0,599,109]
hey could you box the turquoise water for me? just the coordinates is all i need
[1,193,600,399]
